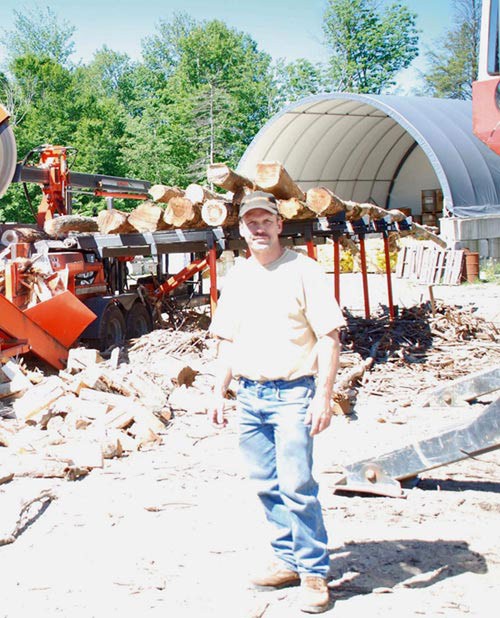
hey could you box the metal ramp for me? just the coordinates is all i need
[334,367,500,498]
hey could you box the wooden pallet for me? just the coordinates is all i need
[395,246,464,285]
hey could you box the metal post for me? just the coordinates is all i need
[358,234,370,319]
[333,235,341,304]
[305,226,316,260]
[383,231,395,320]
[207,235,218,317]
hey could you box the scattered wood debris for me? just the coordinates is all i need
[1,299,498,496]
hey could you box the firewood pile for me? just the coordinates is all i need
[0,337,214,483]
[9,161,443,249]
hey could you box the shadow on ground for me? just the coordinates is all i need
[328,539,487,599]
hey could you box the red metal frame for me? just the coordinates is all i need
[333,237,341,304]
[383,233,395,321]
[358,236,371,319]
[154,257,209,297]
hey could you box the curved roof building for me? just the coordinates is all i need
[238,93,500,219]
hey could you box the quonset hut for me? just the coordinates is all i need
[238,93,500,259]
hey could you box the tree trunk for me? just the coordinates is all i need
[149,184,184,203]
[97,209,135,234]
[184,184,220,205]
[128,201,168,233]
[207,163,256,193]
[306,187,345,216]
[44,215,98,238]
[254,162,306,200]
[277,198,314,220]
[201,199,239,227]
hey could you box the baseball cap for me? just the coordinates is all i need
[239,191,279,218]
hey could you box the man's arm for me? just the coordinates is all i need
[209,337,233,427]
[305,329,341,436]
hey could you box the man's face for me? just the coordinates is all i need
[239,208,283,253]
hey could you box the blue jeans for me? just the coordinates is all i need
[237,375,329,578]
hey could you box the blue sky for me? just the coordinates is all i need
[0,0,455,92]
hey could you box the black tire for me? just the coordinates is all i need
[125,302,153,339]
[98,303,126,350]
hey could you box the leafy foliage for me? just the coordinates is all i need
[0,6,75,68]
[322,0,419,94]
[0,5,427,222]
[422,0,481,99]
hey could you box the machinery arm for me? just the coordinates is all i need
[0,103,151,225]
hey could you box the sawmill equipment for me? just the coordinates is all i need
[0,105,217,367]
[334,366,500,498]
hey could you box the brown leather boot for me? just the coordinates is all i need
[250,561,300,589]
[298,575,331,614]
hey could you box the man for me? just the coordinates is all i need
[209,191,345,614]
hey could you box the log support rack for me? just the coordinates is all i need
[66,213,411,318]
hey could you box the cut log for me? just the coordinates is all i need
[128,200,168,233]
[6,453,88,479]
[66,348,104,374]
[201,199,239,227]
[408,222,447,248]
[97,208,135,234]
[149,184,184,203]
[232,186,252,206]
[104,406,135,430]
[277,198,314,220]
[1,227,49,245]
[13,376,66,423]
[44,215,98,238]
[163,197,203,228]
[306,187,345,216]
[206,163,256,193]
[123,374,167,411]
[340,235,360,255]
[184,183,220,205]
[78,387,136,409]
[254,162,305,201]
[0,361,32,398]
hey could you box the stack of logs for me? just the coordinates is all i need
[27,161,445,248]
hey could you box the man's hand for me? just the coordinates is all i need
[304,394,332,436]
[208,390,228,428]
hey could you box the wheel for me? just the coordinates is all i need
[98,303,126,350]
[125,302,153,339]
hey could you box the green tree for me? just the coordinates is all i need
[322,0,419,94]
[0,6,75,68]
[273,58,330,108]
[137,17,275,184]
[423,0,481,99]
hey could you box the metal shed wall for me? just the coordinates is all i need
[238,93,500,217]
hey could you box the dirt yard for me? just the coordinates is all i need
[1,276,499,618]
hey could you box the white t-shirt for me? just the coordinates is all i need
[209,248,345,381]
